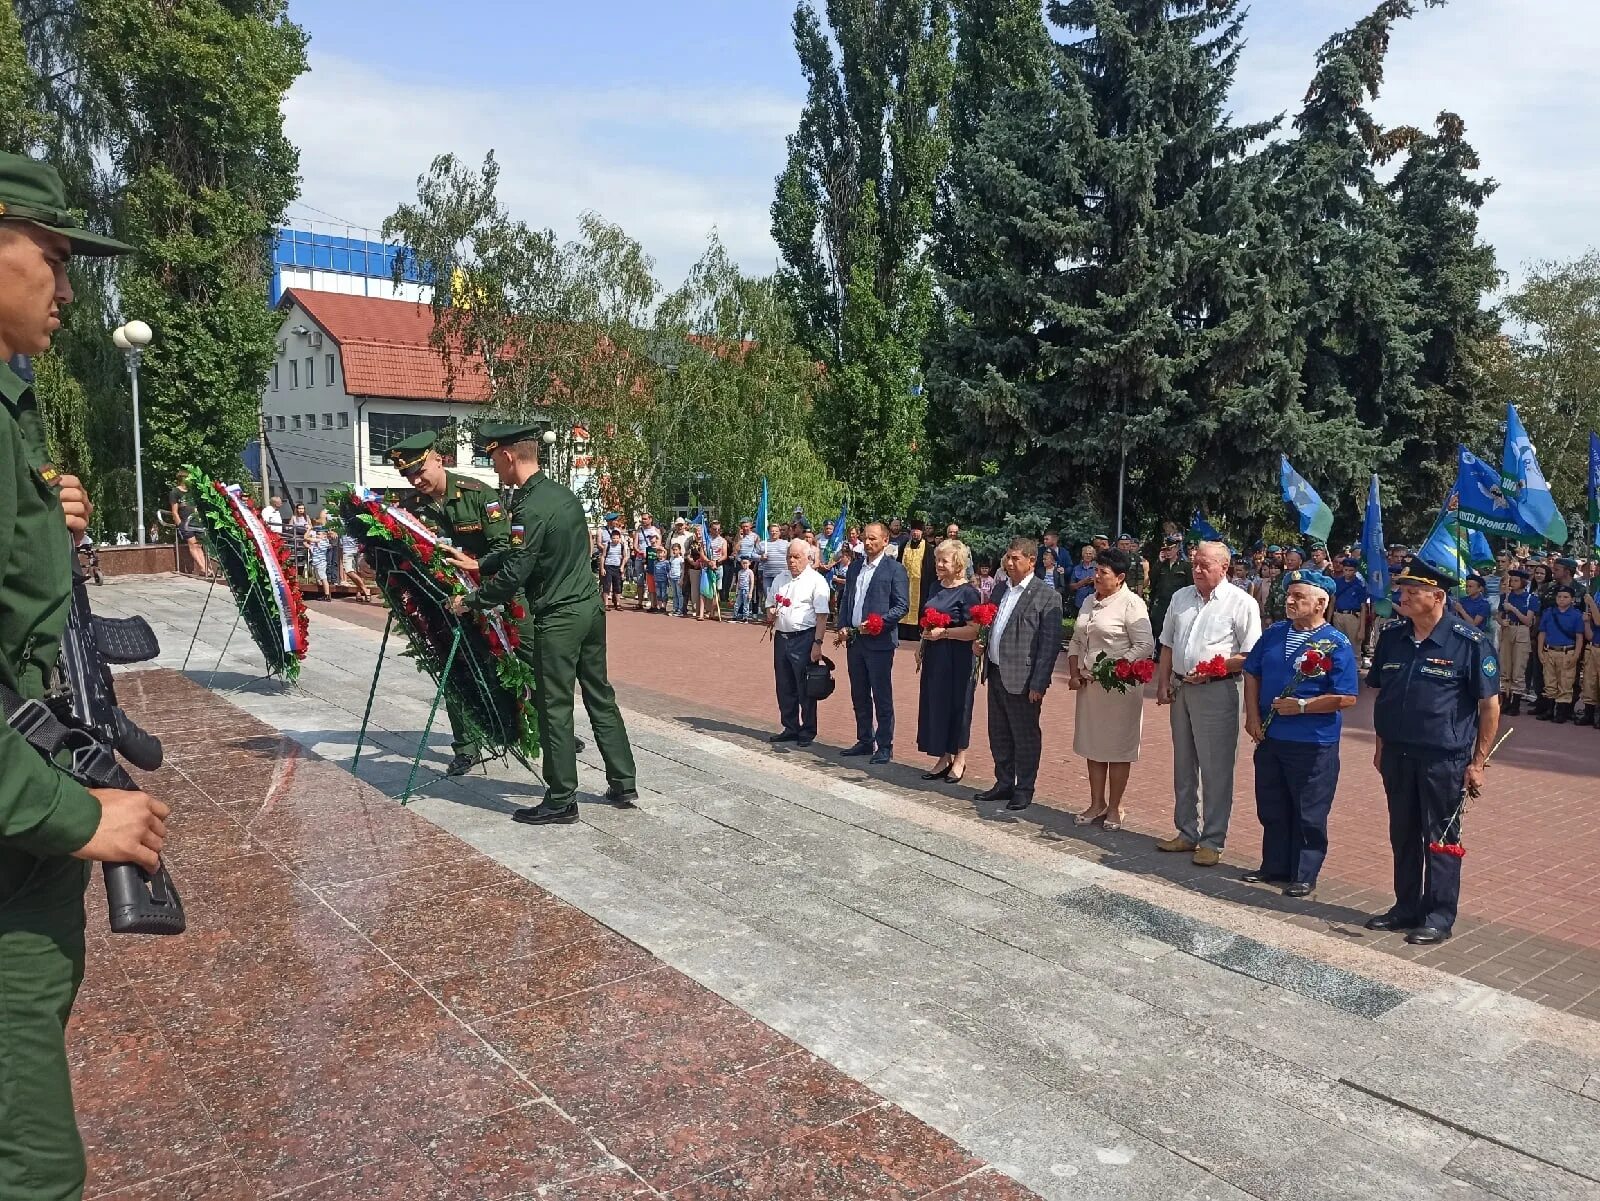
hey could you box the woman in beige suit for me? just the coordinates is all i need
[1066,547,1155,829]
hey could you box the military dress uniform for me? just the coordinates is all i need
[1365,560,1499,944]
[0,153,134,1200]
[468,423,636,823]
[389,431,520,772]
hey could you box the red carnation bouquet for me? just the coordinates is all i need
[1091,652,1156,694]
[969,602,999,650]
[1191,654,1229,680]
[1261,637,1338,732]
[920,608,953,632]
[846,612,886,644]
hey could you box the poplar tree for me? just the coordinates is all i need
[771,0,954,519]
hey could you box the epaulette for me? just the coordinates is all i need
[1452,622,1482,642]
[455,476,484,491]
[1382,617,1407,631]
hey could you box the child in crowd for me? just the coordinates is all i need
[735,557,756,621]
[668,542,685,616]
[338,523,373,602]
[976,560,995,601]
[652,538,671,615]
[306,516,333,601]
[644,533,663,612]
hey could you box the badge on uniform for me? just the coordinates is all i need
[485,500,503,520]
[511,524,524,546]
[456,521,482,534]
[38,463,59,484]
[1483,659,1498,677]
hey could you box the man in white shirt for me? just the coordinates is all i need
[1156,540,1262,865]
[767,539,832,746]
[262,494,284,535]
[670,517,691,555]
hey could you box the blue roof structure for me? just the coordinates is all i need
[270,228,427,305]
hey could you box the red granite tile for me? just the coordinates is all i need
[922,1169,1042,1200]
[88,1156,255,1200]
[316,855,531,932]
[220,1110,410,1198]
[589,1051,882,1191]
[414,1102,616,1200]
[78,1095,233,1194]
[430,932,661,1023]
[670,1104,988,1201]
[273,1146,467,1201]
[278,828,468,888]
[366,890,605,981]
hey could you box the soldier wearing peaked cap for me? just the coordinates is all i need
[445,421,637,823]
[1364,558,1500,946]
[391,429,524,775]
[1,151,172,1200]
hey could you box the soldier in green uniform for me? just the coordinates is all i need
[390,429,517,775]
[1,152,171,1200]
[1267,546,1305,624]
[446,421,637,824]
[1148,533,1190,647]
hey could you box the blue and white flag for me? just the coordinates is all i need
[1587,432,1599,551]
[1189,511,1229,554]
[1279,456,1334,542]
[825,499,848,559]
[754,477,768,540]
[1502,404,1568,546]
[1359,475,1390,605]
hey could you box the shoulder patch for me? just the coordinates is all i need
[1453,622,1482,642]
[1483,658,1498,678]
[456,476,484,491]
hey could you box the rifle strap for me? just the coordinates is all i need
[0,680,77,761]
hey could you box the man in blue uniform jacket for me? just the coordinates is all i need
[834,521,910,764]
[1365,558,1500,945]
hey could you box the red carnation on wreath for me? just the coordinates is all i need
[861,613,885,637]
[508,601,526,621]
[921,609,953,631]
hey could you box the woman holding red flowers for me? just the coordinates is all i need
[1241,569,1360,898]
[915,540,981,783]
[1065,547,1154,830]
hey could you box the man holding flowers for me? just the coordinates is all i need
[835,522,910,764]
[1241,569,1359,897]
[766,539,831,747]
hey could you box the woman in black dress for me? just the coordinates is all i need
[916,539,981,783]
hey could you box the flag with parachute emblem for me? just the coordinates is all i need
[1419,491,1495,581]
[1359,475,1391,607]
[1502,404,1568,547]
[1453,446,1525,538]
[1280,456,1334,543]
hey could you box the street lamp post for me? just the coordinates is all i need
[112,320,153,544]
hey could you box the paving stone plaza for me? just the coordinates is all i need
[75,576,1600,1200]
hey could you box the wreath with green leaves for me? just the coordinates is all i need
[332,487,540,762]
[189,469,309,680]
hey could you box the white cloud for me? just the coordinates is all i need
[283,52,797,289]
[1230,0,1600,291]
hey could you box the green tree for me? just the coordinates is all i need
[81,0,307,504]
[927,0,1295,536]
[771,0,954,519]
[1498,252,1600,521]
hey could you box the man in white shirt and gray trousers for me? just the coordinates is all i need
[1156,540,1262,865]
[767,540,832,747]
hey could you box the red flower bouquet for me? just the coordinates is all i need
[1427,841,1466,858]
[921,609,953,631]
[1091,653,1155,694]
[1262,637,1339,732]
[1192,655,1229,680]
[778,595,793,607]
[861,613,885,637]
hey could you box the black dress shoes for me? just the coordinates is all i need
[1240,869,1288,884]
[1283,882,1314,899]
[768,731,800,744]
[1004,793,1033,811]
[1406,926,1451,945]
[840,742,873,757]
[973,784,1013,803]
[604,785,639,808]
[796,737,814,748]
[512,801,580,826]
[1363,913,1415,932]
[921,764,953,781]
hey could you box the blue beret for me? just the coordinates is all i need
[1284,568,1337,598]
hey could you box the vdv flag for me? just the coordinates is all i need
[1419,492,1495,582]
[1280,456,1334,543]
[1359,475,1390,605]
[1502,404,1568,546]
[755,477,768,541]
[1453,446,1525,538]
[826,498,848,559]
[1588,432,1599,551]
[1188,512,1230,557]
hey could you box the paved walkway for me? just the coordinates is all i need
[76,577,1600,1200]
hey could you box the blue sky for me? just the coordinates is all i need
[283,0,1599,293]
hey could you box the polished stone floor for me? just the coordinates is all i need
[74,577,1600,1200]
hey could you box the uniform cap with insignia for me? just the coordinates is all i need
[0,151,132,255]
[1284,567,1336,599]
[387,429,438,474]
[1392,557,1460,592]
[476,420,548,455]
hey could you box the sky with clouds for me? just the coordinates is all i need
[282,0,1599,294]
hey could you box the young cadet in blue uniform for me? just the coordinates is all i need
[1242,569,1360,898]
[1535,585,1586,725]
[1,153,171,1201]
[1330,557,1367,648]
[1580,587,1600,728]
[1497,568,1538,715]
[1365,559,1500,945]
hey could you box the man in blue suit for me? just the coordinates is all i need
[834,521,910,763]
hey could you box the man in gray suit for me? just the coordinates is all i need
[975,537,1065,811]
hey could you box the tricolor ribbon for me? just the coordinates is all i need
[224,484,305,657]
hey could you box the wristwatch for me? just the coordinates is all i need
[1296,698,1308,715]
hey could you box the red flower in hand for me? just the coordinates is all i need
[1297,649,1328,675]
[1427,841,1466,858]
[1113,659,1133,681]
[1133,659,1156,684]
[861,613,885,637]
[1194,655,1229,679]
[969,603,999,627]
[778,595,793,607]
[921,609,953,630]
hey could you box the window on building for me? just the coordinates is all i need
[325,354,335,385]
[321,413,333,429]
[367,412,454,467]
[274,415,286,431]
[291,415,302,431]
[272,364,279,391]
[293,486,303,501]
[289,359,299,388]
[307,487,318,504]
[305,412,316,430]
[337,412,349,429]
[306,356,314,387]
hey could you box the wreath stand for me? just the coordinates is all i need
[178,552,287,693]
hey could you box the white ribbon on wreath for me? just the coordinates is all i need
[223,483,304,656]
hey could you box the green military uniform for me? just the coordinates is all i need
[390,430,520,765]
[469,423,635,812]
[1,153,133,1201]
[1148,550,1191,643]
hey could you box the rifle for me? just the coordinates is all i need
[4,565,185,934]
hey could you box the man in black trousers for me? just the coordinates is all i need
[835,522,910,764]
[766,539,832,747]
[976,537,1064,811]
